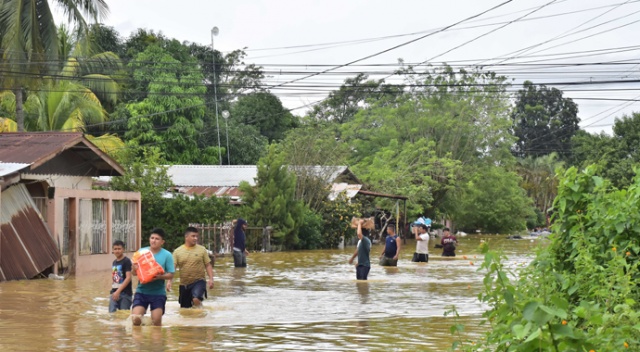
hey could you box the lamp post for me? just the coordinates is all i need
[211,26,222,165]
[222,110,231,165]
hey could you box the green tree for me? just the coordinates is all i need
[469,165,640,351]
[569,113,640,189]
[218,121,268,165]
[449,165,534,233]
[341,66,514,216]
[120,29,264,102]
[109,147,173,239]
[23,80,107,131]
[515,153,564,225]
[0,0,108,131]
[87,23,122,54]
[308,73,398,124]
[295,206,324,250]
[124,45,218,164]
[0,19,122,131]
[319,194,361,248]
[353,137,461,217]
[239,145,303,249]
[511,81,580,160]
[276,123,349,211]
[231,92,298,142]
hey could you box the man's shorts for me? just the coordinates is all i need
[356,265,370,280]
[412,253,429,262]
[132,292,167,314]
[178,279,207,308]
[379,256,398,266]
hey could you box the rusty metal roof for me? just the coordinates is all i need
[174,186,244,198]
[170,186,244,205]
[0,183,61,281]
[0,132,124,176]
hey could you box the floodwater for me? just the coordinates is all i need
[0,235,539,351]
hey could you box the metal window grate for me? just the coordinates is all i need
[112,200,137,251]
[79,199,107,255]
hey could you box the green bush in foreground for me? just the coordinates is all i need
[455,165,640,351]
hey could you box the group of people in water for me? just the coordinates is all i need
[347,216,458,280]
[109,219,250,326]
[109,216,457,325]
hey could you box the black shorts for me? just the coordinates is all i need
[356,265,370,280]
[412,253,429,262]
[179,279,207,308]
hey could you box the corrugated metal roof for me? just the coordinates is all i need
[0,184,61,281]
[0,132,124,176]
[329,183,363,200]
[167,165,258,187]
[166,165,355,187]
[288,165,350,183]
[0,162,30,177]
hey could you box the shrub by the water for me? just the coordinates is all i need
[457,165,640,351]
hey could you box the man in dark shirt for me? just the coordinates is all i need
[380,223,401,266]
[349,219,371,280]
[233,219,249,267]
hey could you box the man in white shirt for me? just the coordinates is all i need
[412,224,429,262]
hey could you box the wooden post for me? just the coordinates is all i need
[264,226,272,252]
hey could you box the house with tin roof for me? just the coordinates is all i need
[0,132,141,280]
[167,165,364,203]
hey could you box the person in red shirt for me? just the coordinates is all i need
[440,227,457,257]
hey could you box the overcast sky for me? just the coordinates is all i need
[95,0,640,134]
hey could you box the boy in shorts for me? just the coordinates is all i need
[131,228,175,326]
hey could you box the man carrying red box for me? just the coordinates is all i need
[131,228,175,326]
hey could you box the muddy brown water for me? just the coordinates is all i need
[0,235,539,351]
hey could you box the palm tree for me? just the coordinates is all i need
[0,0,108,131]
[0,83,124,155]
[1,24,122,131]
[516,153,564,225]
[24,80,107,131]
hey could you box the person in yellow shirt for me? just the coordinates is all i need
[166,227,214,308]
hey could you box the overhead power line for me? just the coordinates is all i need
[480,0,637,66]
[264,0,516,90]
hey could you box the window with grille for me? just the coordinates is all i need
[79,199,107,255]
[112,200,137,252]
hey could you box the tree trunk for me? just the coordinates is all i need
[14,88,24,132]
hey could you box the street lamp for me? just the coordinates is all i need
[211,26,222,165]
[222,110,231,165]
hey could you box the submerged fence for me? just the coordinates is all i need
[189,223,273,254]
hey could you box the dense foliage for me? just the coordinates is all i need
[511,81,580,160]
[461,166,640,351]
[239,145,304,249]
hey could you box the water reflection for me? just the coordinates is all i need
[0,234,538,351]
[230,268,247,295]
[356,282,370,304]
